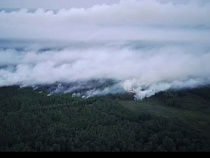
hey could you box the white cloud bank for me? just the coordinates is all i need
[0,0,210,99]
[0,0,210,41]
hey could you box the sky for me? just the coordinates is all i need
[0,0,209,9]
[0,0,121,9]
[0,0,210,99]
[0,0,210,41]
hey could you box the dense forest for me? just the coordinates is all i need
[0,85,210,152]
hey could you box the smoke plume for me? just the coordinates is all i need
[0,0,210,99]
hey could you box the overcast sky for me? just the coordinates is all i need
[0,0,121,9]
[0,0,209,9]
[0,0,210,41]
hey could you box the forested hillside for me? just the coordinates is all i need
[0,86,210,151]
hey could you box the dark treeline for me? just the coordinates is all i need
[0,86,210,152]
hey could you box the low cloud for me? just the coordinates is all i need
[0,0,210,41]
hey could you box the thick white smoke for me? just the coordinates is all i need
[1,43,210,99]
[0,0,210,99]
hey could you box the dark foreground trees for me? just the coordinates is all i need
[0,86,210,151]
